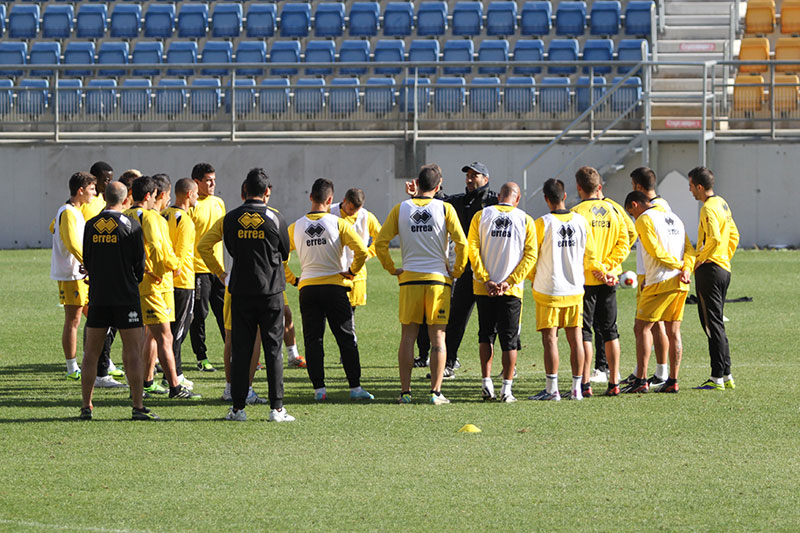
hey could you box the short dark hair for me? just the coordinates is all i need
[152,173,171,196]
[575,166,601,193]
[417,167,441,192]
[688,166,714,189]
[630,167,657,191]
[542,178,565,204]
[624,190,651,209]
[131,176,156,202]
[105,182,127,206]
[174,177,195,197]
[244,168,271,197]
[191,162,215,181]
[310,178,335,204]
[89,161,113,179]
[69,172,97,197]
[420,163,442,180]
[344,188,365,208]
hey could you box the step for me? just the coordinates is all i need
[662,25,731,39]
[658,51,727,63]
[657,39,727,53]
[656,64,728,78]
[665,2,735,16]
[664,14,732,26]
[652,78,714,91]
[652,103,705,117]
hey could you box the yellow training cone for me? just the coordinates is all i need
[458,424,482,433]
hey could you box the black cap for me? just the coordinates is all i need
[461,161,489,177]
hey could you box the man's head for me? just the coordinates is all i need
[688,166,714,201]
[624,190,652,219]
[131,176,157,209]
[68,171,97,204]
[575,166,602,198]
[105,182,128,209]
[191,162,216,197]
[174,177,198,208]
[498,181,521,207]
[341,188,365,217]
[416,166,442,193]
[310,178,334,207]
[542,178,566,210]
[89,161,113,193]
[630,167,657,193]
[244,168,271,200]
[152,173,171,209]
[461,161,490,192]
[118,170,140,210]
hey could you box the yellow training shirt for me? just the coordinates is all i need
[162,206,196,290]
[571,198,631,284]
[189,194,225,274]
[696,195,739,272]
[80,193,106,221]
[635,207,696,295]
[123,206,179,296]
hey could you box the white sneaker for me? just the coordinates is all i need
[246,389,269,405]
[268,408,295,422]
[589,368,609,383]
[569,389,584,401]
[221,389,232,402]
[500,393,517,403]
[225,407,246,421]
[180,376,194,390]
[94,375,126,388]
[430,393,451,405]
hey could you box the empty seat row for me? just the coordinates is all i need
[745,0,800,35]
[733,73,800,113]
[738,37,800,73]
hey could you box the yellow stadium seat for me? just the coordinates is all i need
[733,75,765,112]
[781,0,800,34]
[738,37,770,73]
[772,74,800,112]
[745,0,775,34]
[775,37,800,72]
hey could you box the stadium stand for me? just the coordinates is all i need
[434,76,465,112]
[339,40,371,75]
[57,79,82,115]
[610,75,642,111]
[166,41,198,77]
[201,41,234,76]
[191,78,222,115]
[226,77,256,115]
[399,77,431,111]
[624,1,653,36]
[733,74,764,113]
[304,40,336,75]
[295,77,326,114]
[443,40,474,75]
[590,1,621,36]
[576,75,606,111]
[259,78,290,114]
[373,40,405,75]
[86,79,116,115]
[513,39,545,75]
[478,40,510,75]
[555,1,587,36]
[583,39,615,74]
[782,0,800,34]
[97,42,129,77]
[470,76,501,112]
[774,74,800,112]
[270,41,301,76]
[738,37,770,74]
[539,76,571,112]
[408,40,439,75]
[775,38,800,73]
[132,41,164,77]
[236,41,267,77]
[365,77,396,112]
[0,79,14,114]
[548,39,580,74]
[504,76,536,113]
[18,78,48,116]
[745,0,776,35]
[121,78,152,115]
[329,77,360,114]
[64,42,96,77]
[29,42,60,77]
[156,78,188,115]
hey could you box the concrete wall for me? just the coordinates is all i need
[1,140,796,248]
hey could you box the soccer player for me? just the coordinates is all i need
[82,161,114,220]
[118,169,142,209]
[375,166,468,405]
[287,178,374,402]
[528,179,609,401]
[80,182,157,420]
[188,162,226,372]
[467,182,537,403]
[688,167,740,391]
[623,191,695,394]
[571,167,630,396]
[51,172,96,381]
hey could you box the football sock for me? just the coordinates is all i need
[665,377,677,385]
[431,390,441,396]
[143,380,153,388]
[314,387,327,396]
[500,379,512,397]
[545,374,558,394]
[224,382,231,395]
[723,373,733,382]
[711,376,724,385]
[402,390,411,396]
[108,360,118,372]
[66,358,79,374]
[287,345,299,360]
[655,364,669,380]
[482,378,494,397]
[350,386,363,394]
[571,376,582,392]
[177,373,184,382]
[633,364,639,376]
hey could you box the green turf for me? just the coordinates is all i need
[0,249,798,532]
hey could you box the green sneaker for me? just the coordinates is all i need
[131,407,161,421]
[144,382,168,395]
[397,393,412,404]
[197,359,216,372]
[724,377,736,390]
[693,379,724,391]
[109,368,125,379]
[66,370,81,381]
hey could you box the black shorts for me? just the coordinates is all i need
[87,303,143,330]
[582,284,619,343]
[476,295,522,351]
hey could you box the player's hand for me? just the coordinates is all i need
[340,270,355,280]
[145,271,162,284]
[404,181,417,196]
[392,268,404,277]
[484,281,499,296]
[592,270,606,282]
[498,281,511,295]
[680,269,691,284]
[604,273,618,287]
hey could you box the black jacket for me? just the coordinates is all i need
[442,183,499,234]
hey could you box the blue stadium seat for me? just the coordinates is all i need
[520,1,552,36]
[304,40,335,75]
[43,4,74,38]
[18,79,49,115]
[513,39,544,75]
[625,1,654,36]
[0,6,5,37]
[270,41,301,76]
[478,40,509,75]
[610,76,642,111]
[434,76,465,112]
[617,39,648,73]
[212,3,242,38]
[294,77,325,114]
[576,75,606,111]
[259,78,289,114]
[504,76,536,113]
[236,41,267,76]
[132,41,163,76]
[97,41,129,77]
[470,77,500,113]
[590,1,621,36]
[548,38,579,74]
[57,79,82,115]
[64,42,96,77]
[408,40,439,75]
[166,41,197,76]
[144,4,175,38]
[451,2,483,36]
[0,79,13,115]
[399,77,431,112]
[364,77,395,113]
[540,77,571,112]
[442,39,473,75]
[348,2,380,37]
[201,41,233,76]
[86,79,116,115]
[486,1,517,36]
[110,4,142,38]
[9,5,40,38]
[246,3,276,38]
[555,1,586,36]
[280,3,311,38]
[76,4,108,38]
[329,77,359,114]
[226,77,256,114]
[120,78,151,114]
[156,78,187,114]
[314,2,345,37]
[383,2,414,36]
[417,1,447,36]
[29,42,60,76]
[582,39,614,74]
[177,3,208,38]
[191,78,221,115]
[339,40,370,75]
[373,40,404,75]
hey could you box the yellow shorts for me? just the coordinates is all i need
[283,291,288,306]
[349,279,367,307]
[636,289,687,322]
[224,286,232,330]
[141,291,175,325]
[535,302,582,330]
[58,279,88,306]
[399,283,450,325]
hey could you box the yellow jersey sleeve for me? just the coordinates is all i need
[467,210,489,283]
[375,204,400,275]
[198,217,225,278]
[728,216,740,262]
[159,217,180,274]
[339,219,369,275]
[284,223,298,285]
[604,209,632,272]
[683,235,696,272]
[366,211,382,258]
[58,207,84,264]
[635,215,683,271]
[582,218,606,275]
[527,217,547,282]
[507,214,538,286]
[444,202,468,279]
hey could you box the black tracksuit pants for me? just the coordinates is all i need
[190,273,225,362]
[445,265,476,368]
[171,288,194,376]
[695,262,732,378]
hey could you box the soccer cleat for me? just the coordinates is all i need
[693,379,724,391]
[453,358,461,370]
[66,370,81,381]
[169,385,202,400]
[528,389,561,401]
[482,387,496,401]
[427,367,455,380]
[724,378,736,390]
[180,376,194,390]
[95,375,126,389]
[225,407,247,422]
[581,383,593,398]
[287,356,307,369]
[620,373,637,386]
[268,408,296,422]
[350,389,375,401]
[221,389,232,402]
[589,368,609,383]
[314,391,327,402]
[413,357,429,368]
[499,393,517,403]
[108,368,125,379]
[647,375,668,392]
[131,407,160,421]
[430,393,450,405]
[660,381,679,393]
[197,359,216,372]
[569,389,583,401]
[397,393,412,404]
[621,379,649,394]
[606,384,620,396]
[144,382,168,395]
[246,389,269,405]
[79,407,93,420]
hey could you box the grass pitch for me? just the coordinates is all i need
[0,249,798,532]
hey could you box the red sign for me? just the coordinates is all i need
[679,43,717,52]
[666,119,702,129]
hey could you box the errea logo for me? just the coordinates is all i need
[128,311,139,323]
[238,212,264,229]
[410,209,433,233]
[591,205,608,217]
[491,216,513,238]
[557,225,576,248]
[304,223,327,246]
[94,218,118,234]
